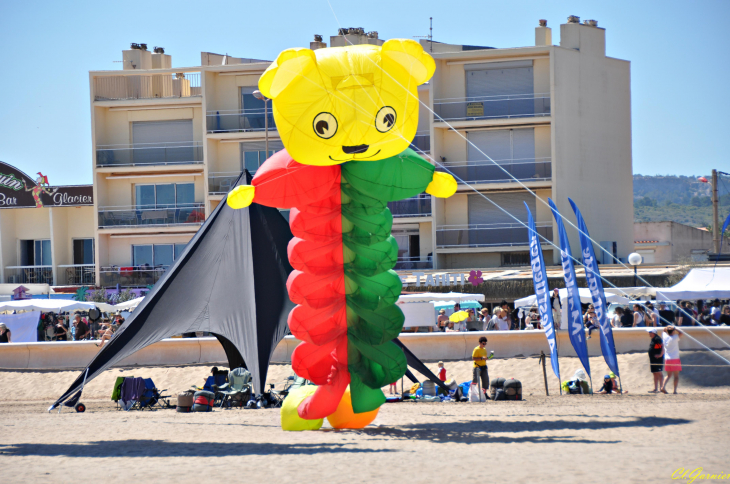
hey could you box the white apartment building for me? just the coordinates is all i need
[79,17,634,287]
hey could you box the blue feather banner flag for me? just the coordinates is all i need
[548,198,591,380]
[569,198,620,377]
[525,203,561,382]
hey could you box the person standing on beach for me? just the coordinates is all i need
[550,288,562,330]
[472,337,490,397]
[646,328,664,393]
[661,326,683,394]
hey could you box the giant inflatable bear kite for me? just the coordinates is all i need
[228,39,456,425]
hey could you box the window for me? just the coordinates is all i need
[465,128,538,181]
[465,61,535,118]
[501,252,531,267]
[20,239,51,266]
[131,120,195,164]
[134,243,189,267]
[240,140,284,174]
[240,87,275,130]
[135,183,196,209]
[73,239,95,265]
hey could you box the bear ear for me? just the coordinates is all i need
[259,48,317,99]
[381,39,436,85]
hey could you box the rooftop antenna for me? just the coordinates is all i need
[413,17,433,52]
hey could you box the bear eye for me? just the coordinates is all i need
[375,106,397,133]
[312,112,338,139]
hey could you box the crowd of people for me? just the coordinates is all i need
[24,311,126,345]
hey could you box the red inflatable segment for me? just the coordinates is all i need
[287,302,347,345]
[251,150,339,208]
[288,238,344,275]
[296,338,350,420]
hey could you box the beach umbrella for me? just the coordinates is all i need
[449,310,469,322]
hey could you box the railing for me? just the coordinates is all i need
[409,132,431,154]
[388,195,432,218]
[394,257,433,271]
[99,266,167,287]
[96,141,203,167]
[5,265,53,285]
[94,73,201,101]
[209,172,242,194]
[98,203,205,228]
[437,158,552,184]
[57,264,96,285]
[433,93,551,122]
[436,222,552,248]
[207,109,276,133]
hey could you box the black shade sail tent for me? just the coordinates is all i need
[51,174,294,409]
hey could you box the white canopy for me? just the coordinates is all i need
[398,292,485,303]
[655,268,730,300]
[0,299,96,313]
[95,296,145,313]
[515,288,630,308]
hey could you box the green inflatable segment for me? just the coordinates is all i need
[342,148,436,202]
[341,150,435,413]
[348,371,386,414]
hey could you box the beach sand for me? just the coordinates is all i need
[1,350,729,483]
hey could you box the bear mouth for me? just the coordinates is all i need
[329,149,381,162]
[342,144,370,154]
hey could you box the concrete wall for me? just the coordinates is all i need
[2,328,728,370]
[634,221,730,263]
[551,23,633,264]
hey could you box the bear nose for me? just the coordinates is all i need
[342,145,369,154]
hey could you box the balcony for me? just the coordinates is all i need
[394,257,433,271]
[5,265,53,284]
[207,109,275,133]
[98,204,205,229]
[409,132,431,155]
[94,73,201,101]
[57,264,96,285]
[436,222,552,249]
[433,93,550,123]
[209,172,242,195]
[388,195,432,218]
[96,142,203,168]
[100,266,166,287]
[437,158,552,184]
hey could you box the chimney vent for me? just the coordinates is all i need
[367,31,378,39]
[539,19,547,27]
[584,19,598,27]
[314,34,323,42]
[567,15,580,23]
[153,46,165,54]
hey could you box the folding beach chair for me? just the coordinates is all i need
[217,368,252,408]
[135,378,172,410]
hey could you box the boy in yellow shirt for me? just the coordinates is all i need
[472,336,491,397]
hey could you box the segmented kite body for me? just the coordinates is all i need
[247,148,435,417]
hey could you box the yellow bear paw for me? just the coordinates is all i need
[426,172,457,198]
[227,185,255,209]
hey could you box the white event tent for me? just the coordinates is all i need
[95,297,145,313]
[398,292,485,328]
[0,299,96,313]
[655,268,730,300]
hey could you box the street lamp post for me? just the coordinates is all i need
[628,252,642,287]
[253,90,270,160]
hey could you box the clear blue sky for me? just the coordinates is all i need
[1,0,728,185]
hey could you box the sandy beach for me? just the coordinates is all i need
[1,351,729,483]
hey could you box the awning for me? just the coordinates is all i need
[0,299,95,313]
[398,292,485,303]
[95,297,145,313]
[515,288,629,308]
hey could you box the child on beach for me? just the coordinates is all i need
[389,381,398,395]
[438,361,446,381]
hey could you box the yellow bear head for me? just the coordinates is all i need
[258,39,435,166]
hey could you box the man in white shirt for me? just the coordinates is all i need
[495,309,511,331]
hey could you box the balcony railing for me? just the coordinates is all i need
[433,93,550,122]
[209,172,242,194]
[98,203,205,228]
[437,158,552,184]
[409,132,431,154]
[436,222,552,249]
[96,141,203,167]
[5,265,53,285]
[207,109,276,133]
[94,73,201,101]
[100,266,167,287]
[394,257,433,271]
[57,264,96,285]
[388,195,432,218]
